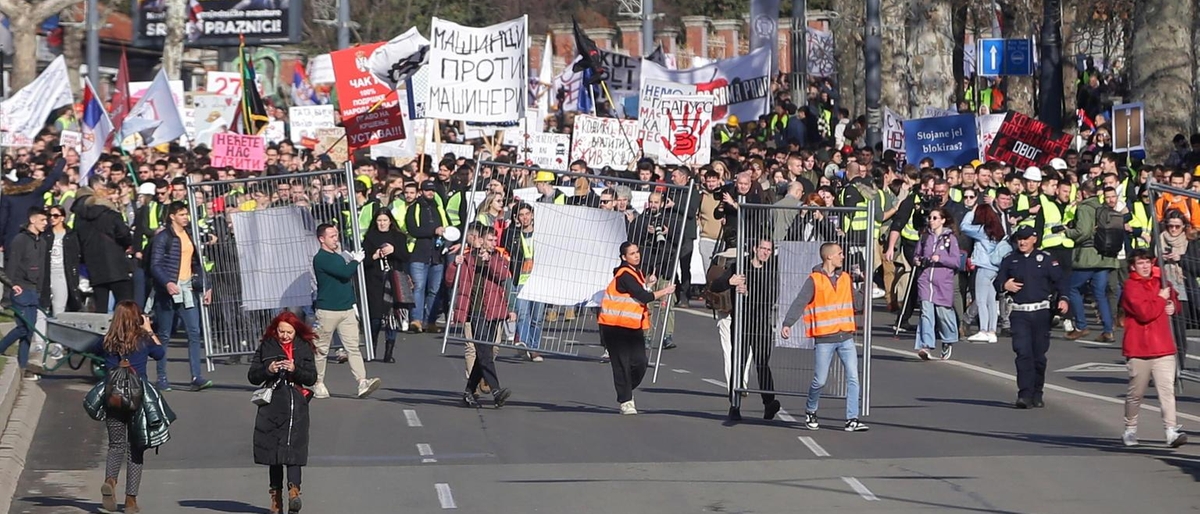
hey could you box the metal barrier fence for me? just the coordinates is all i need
[188,163,373,370]
[440,161,694,382]
[730,201,875,415]
[1145,181,1198,389]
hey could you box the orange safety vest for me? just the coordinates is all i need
[597,266,651,330]
[801,270,857,338]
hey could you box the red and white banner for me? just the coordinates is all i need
[656,95,713,166]
[332,42,406,150]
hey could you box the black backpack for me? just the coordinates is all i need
[1092,206,1125,258]
[104,359,144,416]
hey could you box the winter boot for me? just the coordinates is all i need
[288,483,303,512]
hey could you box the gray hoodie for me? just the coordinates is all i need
[781,265,865,345]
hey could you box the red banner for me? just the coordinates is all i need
[985,111,1071,170]
[331,42,406,150]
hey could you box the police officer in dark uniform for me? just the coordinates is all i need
[993,226,1070,409]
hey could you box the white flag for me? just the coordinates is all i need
[368,27,430,89]
[0,55,73,140]
[536,34,552,120]
[121,70,185,147]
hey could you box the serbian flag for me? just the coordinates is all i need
[292,61,319,106]
[80,78,113,185]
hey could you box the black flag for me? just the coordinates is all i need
[572,18,606,85]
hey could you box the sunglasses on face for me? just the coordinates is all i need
[49,213,63,219]
[1169,224,1185,229]
[963,195,977,199]
[929,216,943,220]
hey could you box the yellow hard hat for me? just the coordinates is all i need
[727,115,739,127]
[534,171,556,183]
[356,175,373,189]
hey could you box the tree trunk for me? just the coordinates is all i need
[63,12,85,97]
[833,0,865,116]
[1194,4,1200,133]
[8,18,37,90]
[880,0,910,117]
[907,0,955,113]
[161,0,186,79]
[1000,0,1037,116]
[1128,0,1194,160]
[1060,1,1078,130]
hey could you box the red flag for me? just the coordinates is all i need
[110,47,132,130]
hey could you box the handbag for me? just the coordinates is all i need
[251,380,276,406]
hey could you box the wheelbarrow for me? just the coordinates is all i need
[8,308,109,378]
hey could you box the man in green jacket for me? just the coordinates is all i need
[1062,181,1119,342]
[312,223,382,399]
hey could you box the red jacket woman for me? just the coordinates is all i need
[1120,264,1179,359]
[447,243,512,323]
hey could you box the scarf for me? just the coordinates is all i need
[1160,230,1190,298]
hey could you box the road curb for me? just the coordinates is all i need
[0,360,43,514]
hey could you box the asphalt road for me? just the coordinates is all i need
[8,303,1200,514]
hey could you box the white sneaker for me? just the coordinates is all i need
[619,401,638,415]
[312,383,330,399]
[967,332,990,343]
[1062,319,1075,332]
[1167,426,1189,448]
[986,332,998,344]
[357,378,382,398]
[1122,427,1138,447]
[871,287,885,299]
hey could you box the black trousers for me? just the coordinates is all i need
[1010,309,1052,400]
[731,331,775,406]
[465,318,501,392]
[677,244,694,302]
[93,280,134,312]
[602,325,647,403]
[896,241,918,326]
[269,465,302,488]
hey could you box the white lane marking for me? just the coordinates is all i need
[841,477,879,501]
[676,307,712,318]
[776,408,797,423]
[435,483,457,509]
[1055,362,1126,373]
[798,436,830,457]
[672,368,691,374]
[871,345,1200,423]
[1074,340,1113,347]
[417,443,436,463]
[702,378,728,388]
[404,409,423,427]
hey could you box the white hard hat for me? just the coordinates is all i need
[1049,158,1068,171]
[1022,166,1043,182]
[137,182,157,196]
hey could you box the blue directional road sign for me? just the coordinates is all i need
[977,38,1034,77]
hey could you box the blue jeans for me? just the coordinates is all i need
[514,285,545,350]
[916,301,958,350]
[154,290,206,383]
[805,338,861,420]
[409,262,444,325]
[0,289,39,368]
[974,267,999,332]
[1068,268,1113,333]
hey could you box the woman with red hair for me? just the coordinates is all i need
[248,311,318,514]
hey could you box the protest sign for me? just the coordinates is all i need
[1111,102,1145,153]
[264,120,287,144]
[206,71,243,96]
[656,95,713,166]
[639,47,770,155]
[314,128,348,164]
[883,107,906,159]
[570,114,641,170]
[433,142,476,160]
[518,133,571,170]
[903,114,978,168]
[597,49,645,96]
[192,94,238,147]
[129,79,185,120]
[976,114,1005,160]
[501,114,546,147]
[922,106,959,118]
[182,108,196,143]
[426,16,527,123]
[211,133,265,171]
[289,105,336,149]
[331,42,406,150]
[405,66,430,119]
[60,130,81,153]
[986,111,1071,169]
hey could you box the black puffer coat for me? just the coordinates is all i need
[248,337,317,466]
[71,191,134,285]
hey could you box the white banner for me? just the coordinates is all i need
[426,16,528,123]
[0,55,73,140]
[205,71,242,96]
[551,56,583,113]
[124,71,186,146]
[192,94,238,148]
[517,203,626,306]
[518,132,571,170]
[976,113,1005,160]
[289,105,336,148]
[130,78,186,120]
[883,107,906,158]
[59,130,81,153]
[570,114,641,170]
[369,27,431,89]
[639,47,771,155]
[429,142,475,161]
[501,114,545,147]
[656,95,714,166]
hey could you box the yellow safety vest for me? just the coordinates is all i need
[1039,196,1075,249]
[948,188,963,203]
[518,232,534,285]
[900,193,921,241]
[840,187,869,233]
[1017,193,1037,228]
[445,191,465,227]
[404,201,450,252]
[1129,201,1151,249]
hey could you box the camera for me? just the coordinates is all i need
[654,226,668,244]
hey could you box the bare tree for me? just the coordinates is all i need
[880,0,909,117]
[63,6,86,97]
[831,0,864,116]
[1127,0,1193,159]
[161,0,185,79]
[999,0,1038,115]
[907,0,955,113]
[0,0,84,88]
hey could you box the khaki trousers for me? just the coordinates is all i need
[1125,355,1178,430]
[314,309,368,387]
